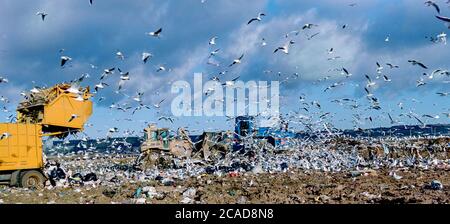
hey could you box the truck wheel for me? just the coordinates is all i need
[20,170,45,189]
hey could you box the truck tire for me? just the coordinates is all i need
[20,170,45,189]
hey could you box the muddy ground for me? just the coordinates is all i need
[0,167,448,204]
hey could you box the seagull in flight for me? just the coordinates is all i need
[158,116,174,123]
[0,132,11,140]
[274,40,295,54]
[302,23,318,30]
[425,1,440,14]
[209,49,220,58]
[153,99,165,108]
[68,114,79,122]
[436,92,449,96]
[247,13,266,25]
[142,52,152,63]
[36,12,48,21]
[60,56,72,67]
[229,54,244,67]
[408,60,428,69]
[94,82,109,92]
[89,0,94,5]
[0,76,9,83]
[209,36,218,45]
[115,50,125,60]
[100,67,115,80]
[386,63,399,69]
[146,28,162,38]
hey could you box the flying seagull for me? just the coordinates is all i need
[146,28,162,38]
[229,54,244,67]
[68,114,79,122]
[0,77,9,83]
[153,99,165,108]
[209,49,220,58]
[209,36,218,45]
[142,52,152,63]
[386,63,399,69]
[158,116,174,123]
[89,0,93,5]
[247,13,266,25]
[435,15,450,22]
[36,12,48,21]
[425,1,440,14]
[302,23,318,30]
[0,132,11,140]
[60,56,72,67]
[116,50,125,60]
[100,67,115,80]
[408,60,428,69]
[94,82,109,92]
[274,40,295,54]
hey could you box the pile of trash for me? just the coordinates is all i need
[43,136,449,189]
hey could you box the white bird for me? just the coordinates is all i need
[365,75,376,88]
[116,50,125,60]
[209,36,218,45]
[416,78,427,87]
[386,63,399,69]
[436,92,449,96]
[425,1,440,14]
[0,132,11,140]
[94,82,109,92]
[36,12,48,21]
[30,87,41,94]
[153,99,165,108]
[100,68,115,80]
[209,49,220,58]
[68,114,79,122]
[0,77,8,83]
[133,92,144,102]
[247,13,266,25]
[302,23,318,30]
[60,56,72,67]
[261,38,267,46]
[146,28,162,38]
[119,69,130,81]
[376,62,383,73]
[274,40,295,54]
[408,60,428,69]
[342,67,352,78]
[229,54,244,67]
[158,116,174,123]
[156,65,167,72]
[437,32,447,45]
[142,52,152,63]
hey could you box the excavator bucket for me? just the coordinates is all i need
[16,83,93,136]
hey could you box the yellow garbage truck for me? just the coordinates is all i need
[0,83,93,188]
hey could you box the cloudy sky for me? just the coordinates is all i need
[0,0,449,138]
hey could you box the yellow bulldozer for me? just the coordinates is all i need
[136,124,195,169]
[0,83,93,188]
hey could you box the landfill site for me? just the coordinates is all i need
[1,1,450,205]
[0,84,448,204]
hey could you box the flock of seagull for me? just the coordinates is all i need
[0,0,450,141]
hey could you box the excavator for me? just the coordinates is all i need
[0,83,93,188]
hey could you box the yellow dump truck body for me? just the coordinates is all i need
[0,123,43,171]
[17,84,93,131]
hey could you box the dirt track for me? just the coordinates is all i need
[1,167,448,204]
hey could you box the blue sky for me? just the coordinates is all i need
[0,0,449,138]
